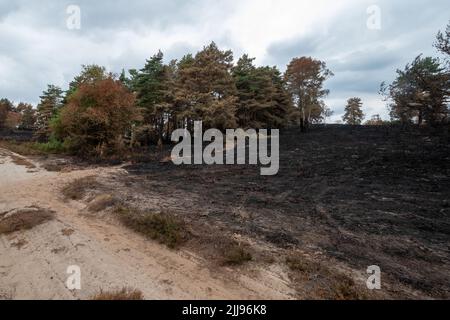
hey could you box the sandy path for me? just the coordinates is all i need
[0,148,294,300]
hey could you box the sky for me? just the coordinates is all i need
[0,0,449,122]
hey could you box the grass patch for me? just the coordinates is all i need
[91,288,144,300]
[0,207,55,234]
[221,242,252,266]
[0,139,65,156]
[0,140,43,156]
[33,138,66,154]
[62,176,99,201]
[285,255,367,300]
[114,206,189,249]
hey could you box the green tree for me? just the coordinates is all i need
[343,98,365,125]
[36,85,64,139]
[232,55,292,128]
[381,56,450,125]
[174,42,238,131]
[131,51,173,141]
[172,53,195,129]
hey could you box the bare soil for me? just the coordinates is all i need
[0,147,294,300]
[115,125,450,299]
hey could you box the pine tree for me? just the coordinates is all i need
[261,66,293,128]
[172,53,196,129]
[66,64,111,99]
[284,57,333,131]
[343,97,365,125]
[435,22,450,57]
[381,56,450,125]
[174,42,237,131]
[132,51,173,141]
[232,55,292,128]
[119,69,131,88]
[36,85,64,139]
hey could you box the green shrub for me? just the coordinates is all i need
[33,136,66,153]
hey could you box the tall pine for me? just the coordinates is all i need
[174,42,238,131]
[36,85,64,140]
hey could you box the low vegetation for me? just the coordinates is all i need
[114,206,189,249]
[0,207,55,234]
[32,138,66,154]
[0,140,44,156]
[87,194,117,212]
[0,139,64,156]
[285,255,368,300]
[220,242,252,266]
[91,288,144,300]
[61,176,100,201]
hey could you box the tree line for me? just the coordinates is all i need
[1,42,334,157]
[1,23,449,157]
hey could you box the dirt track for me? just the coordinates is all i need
[0,148,294,300]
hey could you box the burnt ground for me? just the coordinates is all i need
[107,125,450,299]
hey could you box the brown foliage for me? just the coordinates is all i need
[284,57,333,130]
[59,78,140,157]
[62,176,100,201]
[0,207,55,234]
[114,206,189,249]
[220,242,252,266]
[91,288,144,300]
[286,255,368,300]
[0,99,14,130]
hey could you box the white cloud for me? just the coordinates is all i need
[0,0,449,120]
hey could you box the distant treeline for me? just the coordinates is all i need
[1,42,335,156]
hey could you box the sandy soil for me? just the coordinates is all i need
[0,148,294,300]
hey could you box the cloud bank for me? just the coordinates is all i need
[1,0,449,121]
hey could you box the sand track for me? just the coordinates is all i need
[0,148,294,300]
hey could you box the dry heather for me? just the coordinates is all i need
[220,242,252,266]
[91,288,144,300]
[87,194,116,212]
[62,176,100,201]
[0,140,43,156]
[0,207,55,234]
[114,206,189,249]
[285,254,369,300]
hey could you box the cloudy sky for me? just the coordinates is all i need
[1,0,449,122]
